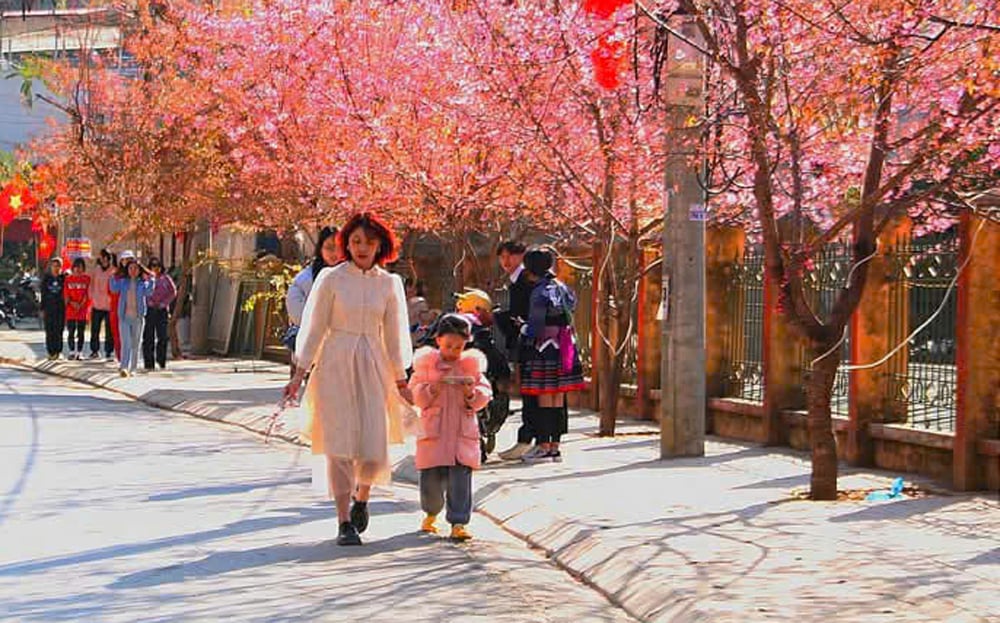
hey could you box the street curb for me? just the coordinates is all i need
[1,354,309,446]
[2,355,436,492]
[474,483,651,623]
[390,450,646,620]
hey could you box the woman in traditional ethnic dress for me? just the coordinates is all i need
[284,212,413,546]
[518,247,586,463]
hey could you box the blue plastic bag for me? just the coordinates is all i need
[866,477,905,501]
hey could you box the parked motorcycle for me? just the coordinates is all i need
[0,291,17,329]
[0,273,41,328]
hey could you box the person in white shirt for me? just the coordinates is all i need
[284,226,339,373]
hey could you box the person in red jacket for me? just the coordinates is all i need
[64,257,92,360]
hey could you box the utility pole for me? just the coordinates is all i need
[660,14,707,458]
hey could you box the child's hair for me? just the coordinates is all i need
[72,257,86,271]
[434,313,472,341]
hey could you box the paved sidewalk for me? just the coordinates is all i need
[3,329,998,622]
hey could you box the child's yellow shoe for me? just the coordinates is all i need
[450,524,472,542]
[420,514,439,534]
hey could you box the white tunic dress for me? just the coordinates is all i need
[295,262,413,482]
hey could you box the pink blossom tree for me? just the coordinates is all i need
[447,0,670,434]
[653,0,999,497]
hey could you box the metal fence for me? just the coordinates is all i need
[798,244,853,415]
[720,246,765,402]
[886,233,959,431]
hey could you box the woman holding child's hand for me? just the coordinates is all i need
[284,212,413,547]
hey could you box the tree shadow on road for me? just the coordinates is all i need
[147,477,312,502]
[107,531,427,589]
[0,504,336,578]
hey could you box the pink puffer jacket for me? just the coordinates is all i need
[409,346,492,470]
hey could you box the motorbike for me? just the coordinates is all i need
[0,273,40,324]
[0,289,18,329]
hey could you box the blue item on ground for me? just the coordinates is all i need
[866,477,905,501]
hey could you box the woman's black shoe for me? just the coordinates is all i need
[337,521,362,546]
[350,499,369,534]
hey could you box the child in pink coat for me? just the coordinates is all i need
[409,314,492,541]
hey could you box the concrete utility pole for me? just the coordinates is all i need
[660,15,707,458]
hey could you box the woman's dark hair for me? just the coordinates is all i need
[311,226,339,278]
[435,313,472,340]
[523,246,555,278]
[338,212,399,265]
[117,257,147,279]
[405,277,425,297]
[496,240,526,256]
[146,256,162,270]
[107,252,118,268]
[71,257,86,271]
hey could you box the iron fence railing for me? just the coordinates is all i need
[798,243,853,415]
[886,233,959,432]
[721,246,765,403]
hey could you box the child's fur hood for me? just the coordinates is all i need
[413,345,487,375]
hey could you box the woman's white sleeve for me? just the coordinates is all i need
[294,269,334,370]
[383,274,413,379]
[285,269,310,326]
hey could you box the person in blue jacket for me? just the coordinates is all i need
[109,253,154,377]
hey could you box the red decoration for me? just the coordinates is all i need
[590,34,626,89]
[0,185,14,226]
[582,0,629,19]
[38,231,56,260]
[31,213,45,233]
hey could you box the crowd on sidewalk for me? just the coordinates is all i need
[39,248,177,378]
[281,212,586,546]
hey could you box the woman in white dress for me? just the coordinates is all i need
[284,212,413,546]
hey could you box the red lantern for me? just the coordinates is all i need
[38,232,56,260]
[590,34,626,89]
[583,0,629,19]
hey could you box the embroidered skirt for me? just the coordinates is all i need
[521,326,586,395]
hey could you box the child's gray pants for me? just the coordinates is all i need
[420,465,473,525]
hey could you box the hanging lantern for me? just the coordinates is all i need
[590,34,626,89]
[582,0,629,19]
[38,231,56,260]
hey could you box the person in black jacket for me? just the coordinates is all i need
[493,240,541,460]
[40,257,67,360]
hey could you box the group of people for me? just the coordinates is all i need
[39,249,178,378]
[282,211,584,547]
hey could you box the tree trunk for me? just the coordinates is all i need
[599,349,623,436]
[168,233,193,360]
[168,258,190,360]
[806,342,841,500]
